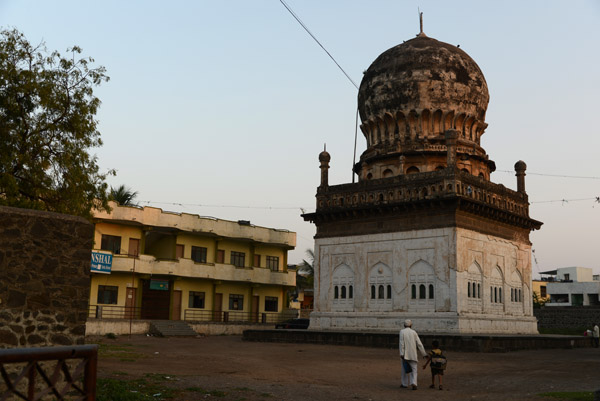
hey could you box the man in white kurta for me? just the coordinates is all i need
[399,319,427,389]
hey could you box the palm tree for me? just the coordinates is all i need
[297,249,314,288]
[109,185,138,206]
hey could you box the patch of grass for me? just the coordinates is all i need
[143,373,177,382]
[538,391,594,401]
[97,376,180,401]
[112,371,129,376]
[94,342,146,361]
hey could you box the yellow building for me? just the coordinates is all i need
[532,280,550,303]
[89,202,296,323]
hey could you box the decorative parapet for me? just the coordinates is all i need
[311,169,540,229]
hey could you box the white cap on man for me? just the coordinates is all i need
[404,319,412,327]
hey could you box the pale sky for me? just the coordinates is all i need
[2,1,599,275]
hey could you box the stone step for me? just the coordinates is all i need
[149,320,197,337]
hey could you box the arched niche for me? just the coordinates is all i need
[408,260,436,312]
[332,263,354,311]
[368,262,393,311]
[466,261,483,312]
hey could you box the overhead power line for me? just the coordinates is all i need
[139,200,313,211]
[137,196,600,211]
[279,0,359,90]
[531,197,600,205]
[497,170,600,180]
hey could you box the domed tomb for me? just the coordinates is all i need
[355,34,495,181]
[302,27,543,336]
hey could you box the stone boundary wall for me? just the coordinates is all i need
[190,323,268,336]
[85,319,150,336]
[534,307,600,330]
[85,319,274,336]
[0,206,93,347]
[243,329,590,352]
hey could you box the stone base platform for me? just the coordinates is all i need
[242,329,590,352]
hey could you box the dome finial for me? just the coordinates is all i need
[417,11,427,37]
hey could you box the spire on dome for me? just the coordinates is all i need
[417,11,427,37]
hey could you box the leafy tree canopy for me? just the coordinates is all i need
[0,28,113,218]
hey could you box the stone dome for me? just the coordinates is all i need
[358,35,489,129]
[354,34,496,182]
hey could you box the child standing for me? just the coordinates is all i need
[423,340,446,390]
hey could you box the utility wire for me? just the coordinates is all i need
[138,195,600,211]
[531,197,600,205]
[497,170,600,180]
[139,200,313,211]
[279,0,359,90]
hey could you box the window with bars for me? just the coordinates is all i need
[264,296,278,312]
[231,251,245,267]
[97,285,118,304]
[266,256,279,271]
[229,294,244,310]
[100,235,121,255]
[188,291,205,308]
[191,246,207,263]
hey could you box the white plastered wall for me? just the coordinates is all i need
[310,226,537,334]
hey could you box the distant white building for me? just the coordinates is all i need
[541,267,600,306]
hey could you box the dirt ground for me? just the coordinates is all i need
[95,334,600,401]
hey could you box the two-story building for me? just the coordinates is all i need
[89,202,296,323]
[541,267,600,306]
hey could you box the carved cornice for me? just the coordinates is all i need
[302,169,542,240]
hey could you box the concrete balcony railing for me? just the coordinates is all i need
[109,254,296,287]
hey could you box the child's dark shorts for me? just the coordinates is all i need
[431,367,444,376]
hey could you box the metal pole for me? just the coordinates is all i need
[352,106,359,183]
[129,250,136,338]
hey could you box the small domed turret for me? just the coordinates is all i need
[319,150,331,163]
[319,145,331,188]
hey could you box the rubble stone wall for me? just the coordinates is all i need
[0,206,93,347]
[535,307,600,330]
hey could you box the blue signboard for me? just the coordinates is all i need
[150,279,169,291]
[91,251,113,274]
